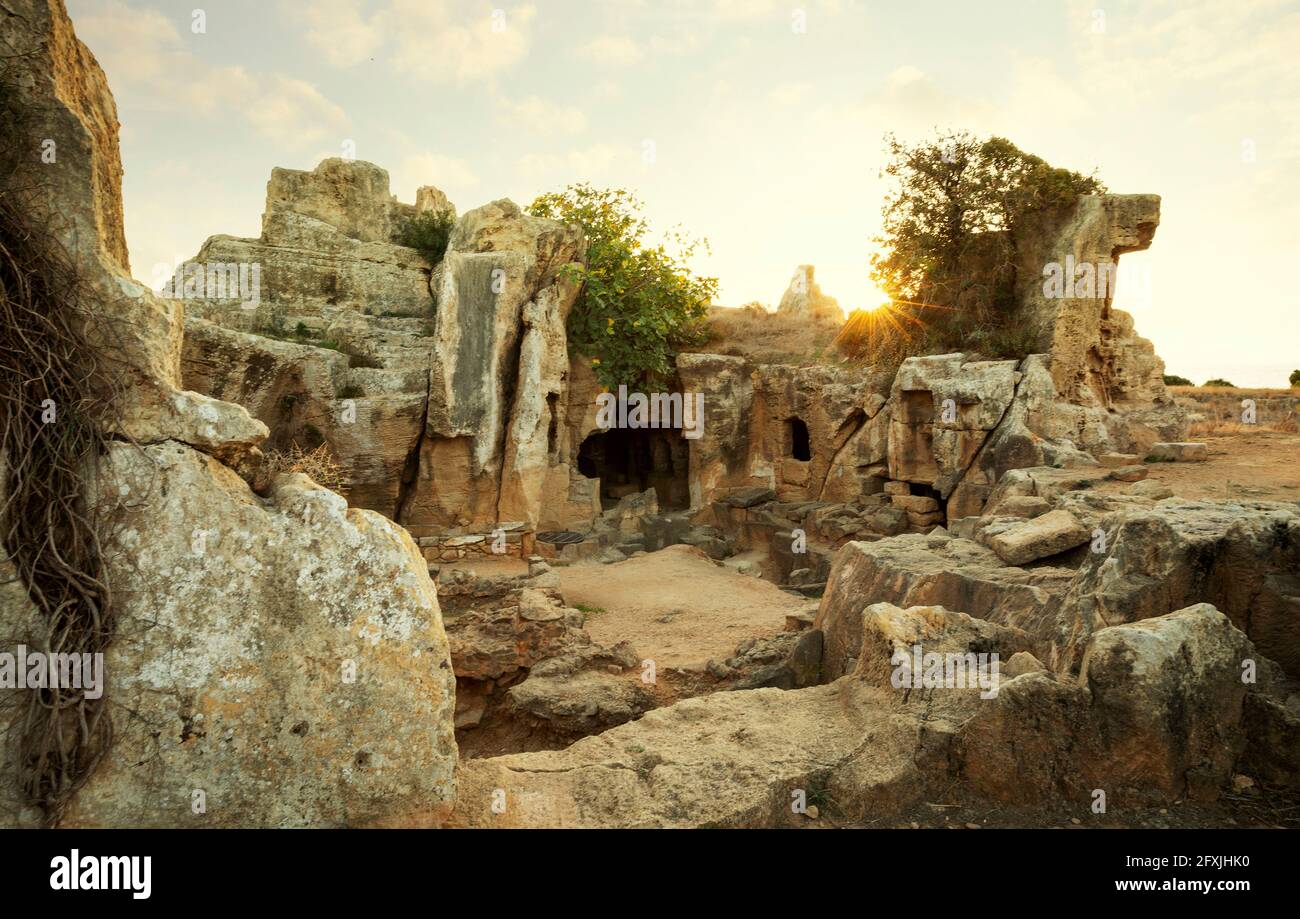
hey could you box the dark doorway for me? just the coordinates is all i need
[786,417,811,461]
[577,428,689,510]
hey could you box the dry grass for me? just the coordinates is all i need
[261,442,349,495]
[1173,385,1300,435]
[700,303,844,366]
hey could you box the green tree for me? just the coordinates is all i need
[528,184,717,388]
[1290,369,1300,388]
[1203,378,1236,388]
[839,131,1104,365]
[1163,374,1193,386]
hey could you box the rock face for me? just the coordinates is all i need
[179,167,590,533]
[183,158,434,319]
[1015,194,1185,450]
[1050,500,1300,678]
[177,159,439,518]
[957,605,1257,805]
[405,200,585,529]
[887,353,1019,497]
[0,0,457,827]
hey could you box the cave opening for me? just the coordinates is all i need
[786,416,811,461]
[577,428,689,510]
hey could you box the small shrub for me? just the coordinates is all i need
[1290,369,1300,388]
[1163,374,1193,386]
[1203,378,1236,388]
[396,208,455,264]
[336,384,364,399]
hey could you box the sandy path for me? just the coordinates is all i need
[1143,431,1300,502]
[555,544,806,669]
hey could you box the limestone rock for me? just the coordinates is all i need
[853,603,1032,692]
[1146,442,1209,462]
[0,0,456,828]
[887,353,1019,497]
[986,495,1051,518]
[815,535,1073,680]
[1014,194,1186,452]
[1051,500,1300,677]
[408,199,584,528]
[64,444,457,827]
[956,605,1255,805]
[1128,479,1174,500]
[776,265,844,321]
[987,510,1090,566]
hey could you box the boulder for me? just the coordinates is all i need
[1146,442,1209,463]
[58,447,457,827]
[815,535,1073,680]
[987,509,1090,566]
[956,604,1257,805]
[1050,500,1300,677]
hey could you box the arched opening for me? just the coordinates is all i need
[786,416,811,461]
[577,428,689,510]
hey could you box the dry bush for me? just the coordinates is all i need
[261,442,350,495]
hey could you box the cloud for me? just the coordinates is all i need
[391,152,481,201]
[246,77,349,149]
[517,143,642,185]
[383,0,536,85]
[768,81,813,106]
[577,34,645,66]
[290,0,385,67]
[70,0,346,148]
[495,95,588,136]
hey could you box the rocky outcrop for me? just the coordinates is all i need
[815,534,1074,680]
[0,0,456,827]
[886,353,1019,497]
[956,604,1258,805]
[1015,194,1185,450]
[64,446,457,827]
[1049,500,1300,678]
[777,265,844,321]
[182,158,434,319]
[398,200,585,529]
[445,602,1270,827]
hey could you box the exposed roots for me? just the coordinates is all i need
[0,56,123,826]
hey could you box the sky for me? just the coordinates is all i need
[68,0,1300,387]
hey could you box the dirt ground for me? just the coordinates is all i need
[1142,431,1300,502]
[554,544,808,670]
